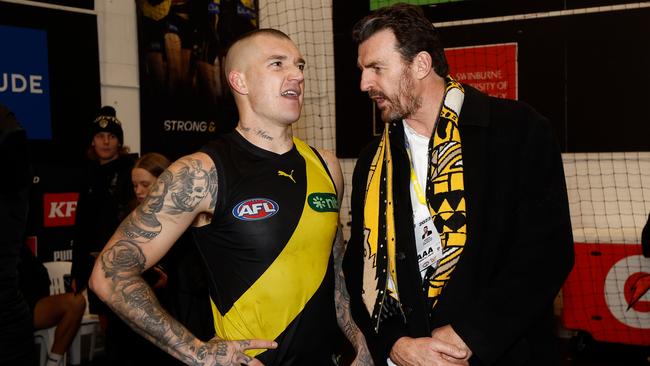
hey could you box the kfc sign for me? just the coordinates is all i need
[43,193,79,227]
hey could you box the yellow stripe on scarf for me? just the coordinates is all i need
[362,124,399,326]
[426,77,466,308]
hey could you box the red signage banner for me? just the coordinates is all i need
[445,43,518,100]
[562,243,650,346]
[43,192,79,227]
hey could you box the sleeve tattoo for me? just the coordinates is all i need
[100,157,219,364]
[333,226,373,364]
[118,158,217,242]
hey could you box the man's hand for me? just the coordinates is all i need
[389,336,468,366]
[201,338,277,366]
[431,325,472,363]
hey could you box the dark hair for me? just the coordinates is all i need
[134,152,170,178]
[352,3,449,77]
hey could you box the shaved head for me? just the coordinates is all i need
[224,29,293,85]
[223,28,305,127]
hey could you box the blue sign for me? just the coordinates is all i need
[0,25,51,140]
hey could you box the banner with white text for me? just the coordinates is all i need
[445,43,518,100]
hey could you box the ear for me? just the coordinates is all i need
[228,70,248,95]
[412,51,433,80]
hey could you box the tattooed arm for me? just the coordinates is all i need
[333,227,374,365]
[318,149,373,366]
[89,153,276,366]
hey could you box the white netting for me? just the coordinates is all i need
[563,152,650,244]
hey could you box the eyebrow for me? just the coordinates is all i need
[267,55,287,62]
[357,60,381,69]
[267,55,306,65]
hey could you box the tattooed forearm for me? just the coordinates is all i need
[107,276,208,365]
[101,240,146,281]
[333,226,372,365]
[101,242,210,364]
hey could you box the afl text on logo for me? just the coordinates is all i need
[232,198,279,221]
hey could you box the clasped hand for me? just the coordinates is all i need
[389,325,472,366]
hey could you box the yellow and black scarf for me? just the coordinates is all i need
[362,76,467,331]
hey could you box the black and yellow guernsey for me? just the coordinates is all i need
[194,131,339,365]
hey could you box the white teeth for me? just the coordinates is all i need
[281,90,298,97]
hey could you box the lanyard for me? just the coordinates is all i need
[405,147,427,206]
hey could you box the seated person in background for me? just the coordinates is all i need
[131,152,214,346]
[18,245,86,366]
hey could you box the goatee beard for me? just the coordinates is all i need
[379,74,421,123]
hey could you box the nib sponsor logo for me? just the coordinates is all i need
[232,198,279,221]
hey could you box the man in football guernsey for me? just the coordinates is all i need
[90,29,373,366]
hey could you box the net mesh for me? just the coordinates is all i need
[564,152,650,244]
[561,152,650,345]
[259,0,337,152]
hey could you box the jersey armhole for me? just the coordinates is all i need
[199,142,227,223]
[309,146,337,197]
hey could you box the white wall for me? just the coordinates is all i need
[95,0,140,154]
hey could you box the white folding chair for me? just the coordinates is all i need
[34,261,69,366]
[35,261,101,365]
[68,289,101,365]
[34,326,57,366]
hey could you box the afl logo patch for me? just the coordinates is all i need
[232,198,279,221]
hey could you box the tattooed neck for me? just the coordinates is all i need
[254,128,273,141]
[237,125,273,141]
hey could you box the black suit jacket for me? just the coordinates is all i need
[343,85,575,365]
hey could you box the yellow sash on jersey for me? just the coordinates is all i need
[211,138,338,357]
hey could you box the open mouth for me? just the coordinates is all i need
[281,89,300,98]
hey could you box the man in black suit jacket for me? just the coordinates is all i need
[343,4,574,365]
